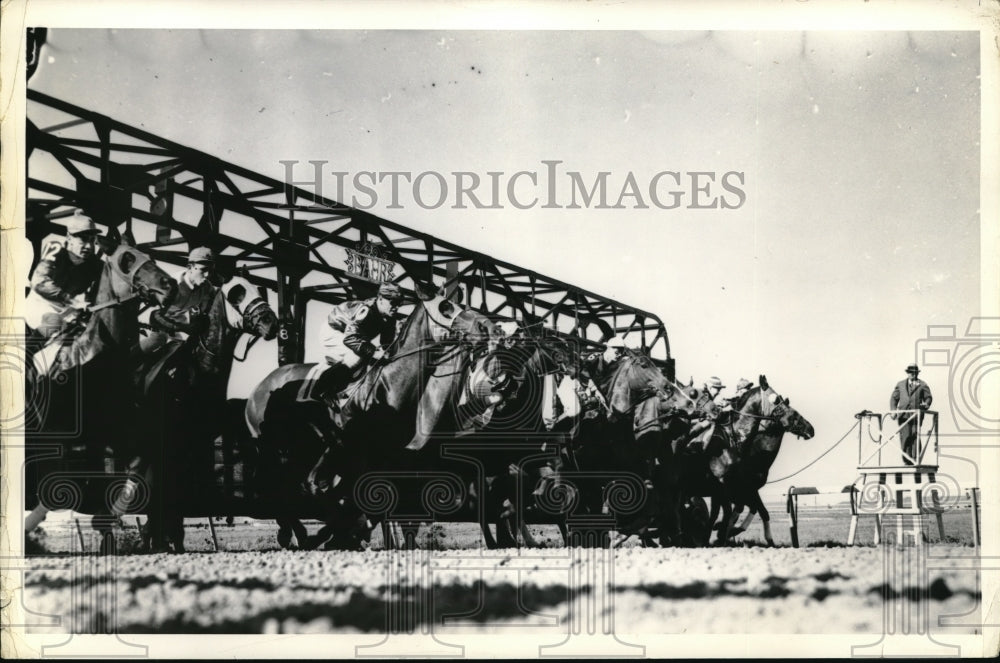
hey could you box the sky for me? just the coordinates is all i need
[23,23,993,496]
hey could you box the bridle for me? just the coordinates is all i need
[80,249,160,317]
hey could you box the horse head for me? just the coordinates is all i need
[221,276,278,340]
[106,241,176,308]
[743,376,815,441]
[606,350,670,414]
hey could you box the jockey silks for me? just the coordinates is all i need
[25,241,103,333]
[322,297,396,364]
[150,272,217,335]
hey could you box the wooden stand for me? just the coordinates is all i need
[848,465,945,545]
[847,410,945,545]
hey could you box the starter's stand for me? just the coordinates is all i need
[847,410,945,545]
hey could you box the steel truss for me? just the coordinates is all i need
[26,90,673,376]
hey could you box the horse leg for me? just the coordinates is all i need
[381,520,397,550]
[400,522,420,550]
[708,498,721,532]
[655,470,683,547]
[519,521,541,548]
[24,504,50,533]
[167,516,186,553]
[478,503,500,549]
[716,501,734,546]
[732,505,755,536]
[490,472,519,548]
[276,516,298,549]
[747,493,773,546]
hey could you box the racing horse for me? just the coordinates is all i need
[130,276,278,552]
[683,375,815,546]
[444,326,575,548]
[243,289,510,550]
[23,238,177,541]
[542,349,696,547]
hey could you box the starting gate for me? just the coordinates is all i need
[26,89,674,378]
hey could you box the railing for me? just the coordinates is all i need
[785,485,981,548]
[856,410,939,468]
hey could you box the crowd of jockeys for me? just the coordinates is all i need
[25,210,759,451]
[543,335,756,441]
[25,211,218,357]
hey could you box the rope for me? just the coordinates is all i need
[764,420,859,484]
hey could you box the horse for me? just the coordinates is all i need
[243,291,511,550]
[541,349,696,547]
[23,238,177,541]
[682,375,815,546]
[129,275,278,552]
[451,327,575,548]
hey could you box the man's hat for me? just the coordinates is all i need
[188,247,215,264]
[378,282,404,303]
[607,336,627,349]
[65,211,98,237]
[905,363,920,375]
[736,378,753,391]
[707,376,726,389]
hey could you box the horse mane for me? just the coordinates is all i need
[385,300,429,358]
[736,385,763,412]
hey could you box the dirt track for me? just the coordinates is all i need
[22,519,984,637]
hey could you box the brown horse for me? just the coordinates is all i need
[682,375,815,545]
[243,292,509,549]
[446,328,575,548]
[130,276,279,552]
[24,239,177,541]
[541,350,696,547]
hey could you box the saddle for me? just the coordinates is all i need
[296,358,369,415]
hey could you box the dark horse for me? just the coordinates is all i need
[244,291,510,549]
[543,350,695,547]
[682,375,815,546]
[24,239,177,541]
[460,327,575,548]
[129,275,278,552]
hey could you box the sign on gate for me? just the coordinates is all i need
[346,241,397,284]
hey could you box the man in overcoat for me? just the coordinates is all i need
[889,363,933,465]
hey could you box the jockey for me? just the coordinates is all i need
[566,336,626,420]
[311,282,404,405]
[687,376,727,452]
[544,360,604,431]
[725,377,754,410]
[582,336,627,386]
[25,210,103,340]
[142,247,218,353]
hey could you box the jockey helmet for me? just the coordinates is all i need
[735,378,752,391]
[707,376,725,390]
[65,211,98,237]
[188,246,216,264]
[378,282,404,303]
[606,336,626,349]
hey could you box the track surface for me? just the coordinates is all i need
[22,507,984,636]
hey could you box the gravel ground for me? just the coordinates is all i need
[21,518,984,637]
